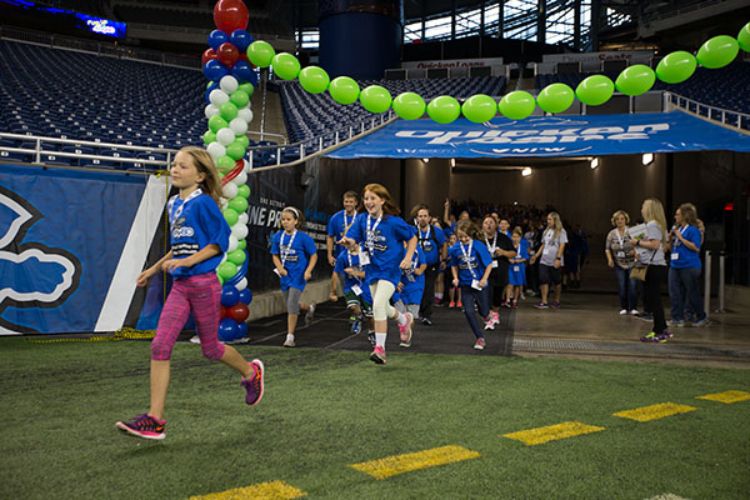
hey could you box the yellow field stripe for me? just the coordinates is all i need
[613,402,697,422]
[189,480,305,500]
[696,390,750,404]
[502,421,605,446]
[350,445,480,480]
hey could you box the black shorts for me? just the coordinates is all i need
[539,264,562,285]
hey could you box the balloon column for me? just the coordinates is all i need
[243,21,750,123]
[202,0,255,342]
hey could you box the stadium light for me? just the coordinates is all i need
[642,153,654,166]
[450,158,456,167]
[521,167,532,176]
[423,158,430,163]
[590,158,599,169]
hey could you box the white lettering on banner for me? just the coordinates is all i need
[580,127,625,135]
[427,131,485,144]
[402,57,504,70]
[395,131,444,139]
[628,124,670,133]
[267,209,281,227]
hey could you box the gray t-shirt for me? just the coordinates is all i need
[606,227,635,269]
[540,228,568,266]
[636,220,666,266]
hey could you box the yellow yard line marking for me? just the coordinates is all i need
[189,480,305,500]
[350,445,480,480]
[613,402,697,422]
[696,390,750,404]
[502,421,605,446]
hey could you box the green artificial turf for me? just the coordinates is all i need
[0,337,748,499]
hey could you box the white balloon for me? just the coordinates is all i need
[229,118,248,136]
[220,198,229,210]
[209,89,229,106]
[244,159,252,172]
[204,104,220,119]
[219,75,239,94]
[232,223,248,240]
[206,142,226,160]
[238,108,253,124]
[216,127,235,146]
[235,277,248,291]
[232,170,247,185]
[222,182,238,199]
[228,234,238,252]
[238,213,248,225]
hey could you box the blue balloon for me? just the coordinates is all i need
[230,30,254,52]
[236,322,248,339]
[218,318,240,342]
[221,285,240,307]
[239,288,253,305]
[231,60,256,84]
[203,59,228,81]
[208,29,228,51]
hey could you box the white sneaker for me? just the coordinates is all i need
[189,335,201,344]
[629,309,639,315]
[283,335,295,347]
[619,309,628,315]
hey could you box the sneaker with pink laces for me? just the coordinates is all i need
[241,359,265,406]
[398,312,414,347]
[115,413,166,440]
[473,337,486,350]
[370,345,387,364]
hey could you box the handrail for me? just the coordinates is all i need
[665,91,750,131]
[0,132,179,153]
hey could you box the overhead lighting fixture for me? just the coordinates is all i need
[521,167,532,177]
[450,158,456,167]
[642,153,654,166]
[590,157,599,169]
[422,158,430,163]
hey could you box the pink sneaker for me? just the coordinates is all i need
[115,414,166,440]
[483,316,496,331]
[398,312,414,347]
[241,359,265,406]
[473,337,486,350]
[370,345,387,364]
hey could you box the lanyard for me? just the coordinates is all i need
[343,211,355,233]
[167,188,202,227]
[416,222,431,241]
[485,233,497,254]
[347,251,363,284]
[280,230,297,267]
[366,214,382,254]
[674,225,689,246]
[460,240,477,279]
[615,228,625,249]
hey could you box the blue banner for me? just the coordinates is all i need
[327,111,750,159]
[0,165,146,334]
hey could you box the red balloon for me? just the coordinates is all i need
[213,0,249,33]
[227,303,249,323]
[217,42,239,67]
[201,48,218,65]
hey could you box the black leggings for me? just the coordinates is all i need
[643,265,667,334]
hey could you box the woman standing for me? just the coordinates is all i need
[667,203,708,327]
[529,212,567,309]
[605,210,639,315]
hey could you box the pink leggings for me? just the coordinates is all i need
[151,272,226,361]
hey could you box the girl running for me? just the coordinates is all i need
[480,215,514,330]
[334,244,374,336]
[396,244,427,345]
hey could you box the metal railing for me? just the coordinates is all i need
[664,92,750,132]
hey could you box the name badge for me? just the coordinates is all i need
[543,246,555,256]
[359,252,371,266]
[513,265,520,272]
[471,279,483,291]
[616,251,626,259]
[671,252,679,261]
[352,284,363,296]
[491,260,499,268]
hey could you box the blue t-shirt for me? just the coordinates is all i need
[334,249,369,295]
[345,213,415,286]
[271,230,317,291]
[168,193,230,278]
[327,209,358,259]
[449,239,493,286]
[400,246,427,300]
[511,239,530,263]
[416,224,446,266]
[670,224,702,269]
[443,222,456,238]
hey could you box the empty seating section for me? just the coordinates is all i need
[113,6,290,35]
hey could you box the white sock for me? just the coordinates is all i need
[396,312,408,326]
[435,292,443,300]
[375,333,387,348]
[286,333,295,342]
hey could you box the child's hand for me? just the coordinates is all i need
[304,270,312,281]
[399,257,411,270]
[344,267,357,277]
[397,283,404,292]
[162,259,189,272]
[338,237,355,248]
[277,268,288,277]
[136,269,154,287]
[529,255,537,265]
[327,254,336,267]
[452,278,459,287]
[479,278,487,288]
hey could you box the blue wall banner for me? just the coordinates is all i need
[0,165,148,334]
[327,111,750,159]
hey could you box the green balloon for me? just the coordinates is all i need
[298,66,330,94]
[392,92,426,120]
[536,83,575,114]
[208,115,228,133]
[237,184,251,198]
[219,102,238,121]
[217,273,224,285]
[359,85,392,114]
[218,261,238,280]
[498,91,536,120]
[246,40,275,68]
[697,35,739,69]
[615,64,656,96]
[427,95,461,124]
[229,196,248,214]
[230,89,249,108]
[226,141,245,161]
[237,240,247,251]
[655,51,697,84]
[236,135,250,150]
[227,249,246,266]
[238,82,255,97]
[739,22,750,52]
[329,76,360,105]
[272,52,301,81]
[223,208,239,226]
[575,75,615,106]
[203,130,216,146]
[217,155,235,173]
[461,94,497,123]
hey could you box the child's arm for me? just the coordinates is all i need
[414,263,428,276]
[272,254,288,276]
[326,235,336,266]
[304,253,318,281]
[162,245,220,272]
[479,263,493,287]
[451,265,459,287]
[137,250,173,287]
[399,235,418,270]
[530,243,544,264]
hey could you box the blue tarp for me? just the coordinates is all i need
[326,111,750,159]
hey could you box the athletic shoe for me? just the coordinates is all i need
[629,309,639,315]
[241,359,264,406]
[456,300,463,308]
[640,332,657,343]
[511,300,518,309]
[224,336,249,345]
[473,337,486,350]
[367,331,376,347]
[283,336,295,347]
[534,302,549,309]
[619,309,628,315]
[692,318,710,327]
[636,313,653,322]
[550,302,560,309]
[305,303,316,325]
[399,312,414,347]
[115,414,166,440]
[370,345,387,364]
[668,320,685,327]
[656,331,673,343]
[422,317,433,326]
[448,301,456,308]
[351,318,363,335]
[189,335,201,344]
[502,300,511,309]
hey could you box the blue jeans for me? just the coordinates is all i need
[460,285,490,339]
[614,266,638,311]
[669,266,706,322]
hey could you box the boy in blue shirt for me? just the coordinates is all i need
[334,245,373,336]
